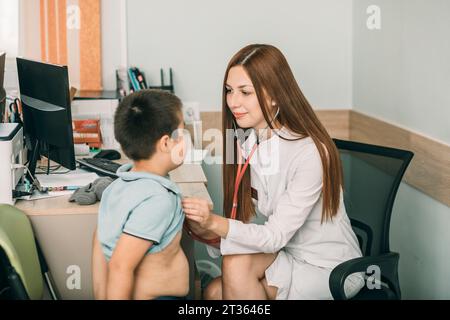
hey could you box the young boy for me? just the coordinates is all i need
[92,89,189,300]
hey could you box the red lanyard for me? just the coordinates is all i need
[184,140,258,245]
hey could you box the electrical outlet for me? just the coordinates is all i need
[182,101,200,124]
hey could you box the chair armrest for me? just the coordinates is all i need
[329,252,400,300]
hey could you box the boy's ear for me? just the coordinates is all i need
[157,134,171,153]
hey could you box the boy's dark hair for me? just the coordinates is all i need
[114,89,182,160]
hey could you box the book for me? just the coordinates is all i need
[132,67,148,90]
[127,68,140,91]
[72,118,102,148]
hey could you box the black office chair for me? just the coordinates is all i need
[329,139,414,300]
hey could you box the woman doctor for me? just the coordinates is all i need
[182,44,365,300]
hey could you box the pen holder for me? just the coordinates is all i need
[148,68,174,93]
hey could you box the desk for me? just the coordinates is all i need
[15,163,212,300]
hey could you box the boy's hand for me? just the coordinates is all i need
[182,197,214,230]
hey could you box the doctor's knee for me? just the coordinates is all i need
[203,277,222,300]
[222,254,252,278]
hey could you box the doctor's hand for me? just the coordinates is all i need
[182,197,214,230]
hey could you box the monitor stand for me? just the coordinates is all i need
[26,139,51,192]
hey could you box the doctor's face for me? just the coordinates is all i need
[226,66,267,129]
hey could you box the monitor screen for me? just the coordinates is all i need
[16,58,76,175]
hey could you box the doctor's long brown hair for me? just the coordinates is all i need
[222,44,343,223]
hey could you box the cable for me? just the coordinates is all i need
[37,165,61,171]
[35,164,70,175]
[35,169,71,175]
[47,143,51,175]
[11,163,45,192]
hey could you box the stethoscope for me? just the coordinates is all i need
[230,107,280,219]
[185,108,280,244]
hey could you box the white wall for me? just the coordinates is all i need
[391,183,450,299]
[1,0,21,91]
[0,0,19,57]
[353,0,450,299]
[353,0,450,143]
[101,0,127,90]
[126,0,353,111]
[19,0,40,62]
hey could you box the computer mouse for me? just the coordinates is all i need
[93,149,121,160]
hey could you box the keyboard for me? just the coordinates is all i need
[77,158,121,178]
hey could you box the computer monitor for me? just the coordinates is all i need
[16,58,76,177]
[0,52,6,122]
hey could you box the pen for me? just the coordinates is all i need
[47,186,80,191]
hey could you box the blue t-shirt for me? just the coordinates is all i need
[98,164,184,260]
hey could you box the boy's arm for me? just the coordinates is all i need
[106,233,153,300]
[92,230,108,299]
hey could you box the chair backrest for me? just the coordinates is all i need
[0,204,44,299]
[333,139,413,257]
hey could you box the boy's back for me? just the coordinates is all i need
[98,164,189,299]
[93,89,189,300]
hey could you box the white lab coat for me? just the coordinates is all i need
[209,127,364,299]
